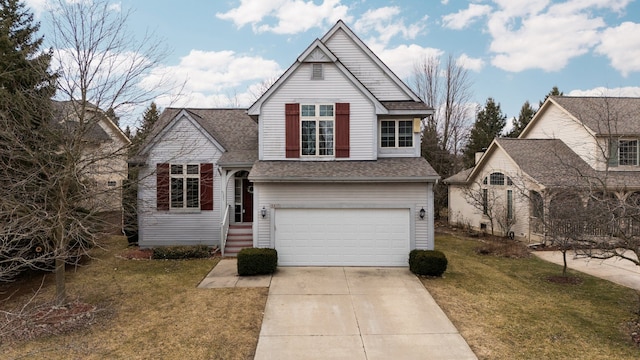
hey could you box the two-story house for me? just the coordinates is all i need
[132,20,439,266]
[446,96,640,242]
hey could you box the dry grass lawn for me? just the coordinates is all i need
[0,236,268,360]
[423,232,640,360]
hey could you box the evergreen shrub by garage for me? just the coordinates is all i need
[409,249,448,277]
[237,248,278,276]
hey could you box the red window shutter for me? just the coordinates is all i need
[335,103,350,158]
[285,103,300,158]
[200,163,214,211]
[156,163,170,211]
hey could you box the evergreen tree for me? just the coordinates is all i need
[506,101,535,138]
[130,101,160,155]
[0,0,56,128]
[539,86,563,107]
[463,98,506,167]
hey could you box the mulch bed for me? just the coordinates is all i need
[1,301,98,343]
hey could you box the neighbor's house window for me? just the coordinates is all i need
[301,104,334,156]
[170,164,200,209]
[482,188,488,215]
[380,120,413,148]
[609,138,639,167]
[619,139,638,166]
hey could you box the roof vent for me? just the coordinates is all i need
[312,63,323,80]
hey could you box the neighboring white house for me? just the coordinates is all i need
[132,20,439,266]
[446,96,640,242]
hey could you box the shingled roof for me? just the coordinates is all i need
[249,157,439,182]
[133,108,258,165]
[445,138,640,190]
[551,96,640,135]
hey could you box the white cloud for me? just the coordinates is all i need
[457,54,485,72]
[141,50,282,109]
[216,0,350,34]
[108,2,121,12]
[142,50,281,93]
[567,86,640,97]
[372,44,443,79]
[595,22,640,77]
[354,7,425,46]
[442,3,492,30]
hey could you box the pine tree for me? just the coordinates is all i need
[506,101,535,138]
[539,86,563,108]
[463,98,506,167]
[0,0,56,128]
[130,101,160,155]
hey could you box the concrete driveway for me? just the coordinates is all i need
[253,267,476,360]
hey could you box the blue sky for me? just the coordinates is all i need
[27,0,640,129]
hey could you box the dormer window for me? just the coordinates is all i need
[380,120,413,148]
[609,138,639,167]
[311,63,323,80]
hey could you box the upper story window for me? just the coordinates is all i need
[301,104,334,156]
[483,172,512,186]
[609,138,639,167]
[380,120,413,148]
[170,164,200,209]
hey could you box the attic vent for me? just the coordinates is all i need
[312,63,323,80]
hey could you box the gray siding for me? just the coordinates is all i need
[260,63,376,160]
[324,28,409,101]
[138,115,223,247]
[254,182,433,250]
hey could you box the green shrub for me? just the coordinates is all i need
[152,245,211,260]
[409,249,448,277]
[237,248,277,276]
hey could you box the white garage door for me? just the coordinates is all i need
[275,208,410,266]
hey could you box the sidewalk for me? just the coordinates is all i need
[533,251,640,291]
[197,258,272,288]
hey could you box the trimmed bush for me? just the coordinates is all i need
[237,248,277,276]
[409,249,448,277]
[152,245,211,260]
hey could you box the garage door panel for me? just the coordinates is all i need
[275,208,410,266]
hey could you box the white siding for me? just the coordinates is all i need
[138,115,223,247]
[254,182,433,251]
[448,147,534,241]
[324,29,409,101]
[260,62,376,160]
[524,105,602,170]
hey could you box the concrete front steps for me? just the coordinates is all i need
[224,223,253,257]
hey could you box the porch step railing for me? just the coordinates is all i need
[220,205,231,257]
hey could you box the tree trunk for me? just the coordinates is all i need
[55,257,66,305]
[562,250,568,277]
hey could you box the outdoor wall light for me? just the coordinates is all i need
[261,206,267,218]
[419,207,426,220]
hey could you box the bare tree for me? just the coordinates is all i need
[412,54,474,217]
[0,0,170,305]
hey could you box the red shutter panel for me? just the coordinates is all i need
[285,103,300,158]
[200,163,214,211]
[335,102,350,158]
[156,163,170,211]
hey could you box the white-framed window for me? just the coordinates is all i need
[301,104,334,156]
[380,120,413,148]
[170,164,200,209]
[619,139,638,166]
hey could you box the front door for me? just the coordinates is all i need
[234,172,253,223]
[243,178,253,223]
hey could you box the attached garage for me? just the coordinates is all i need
[274,208,411,266]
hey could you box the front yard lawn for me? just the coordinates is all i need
[0,236,268,359]
[422,233,640,360]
